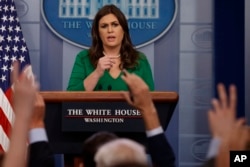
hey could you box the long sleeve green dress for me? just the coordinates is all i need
[67,50,154,91]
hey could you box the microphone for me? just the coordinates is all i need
[107,85,112,91]
[98,85,102,90]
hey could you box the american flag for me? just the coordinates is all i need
[0,0,32,152]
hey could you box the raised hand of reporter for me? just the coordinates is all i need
[12,62,39,120]
[121,69,154,112]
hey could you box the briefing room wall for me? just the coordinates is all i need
[15,0,215,166]
[178,0,214,166]
[15,0,41,83]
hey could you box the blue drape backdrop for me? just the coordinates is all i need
[214,0,245,117]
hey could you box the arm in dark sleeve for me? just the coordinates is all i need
[147,133,176,167]
[200,158,215,167]
[28,141,55,167]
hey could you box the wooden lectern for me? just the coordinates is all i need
[40,91,178,154]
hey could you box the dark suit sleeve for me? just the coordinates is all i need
[200,158,215,167]
[28,141,55,167]
[147,133,176,167]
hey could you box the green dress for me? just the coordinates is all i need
[67,50,154,91]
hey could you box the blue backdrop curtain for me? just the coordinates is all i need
[213,0,245,117]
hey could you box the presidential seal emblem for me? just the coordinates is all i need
[41,0,177,48]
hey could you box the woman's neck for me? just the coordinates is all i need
[103,46,120,57]
[103,51,120,58]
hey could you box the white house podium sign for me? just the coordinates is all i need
[40,91,178,154]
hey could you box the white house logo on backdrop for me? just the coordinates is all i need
[192,27,212,49]
[41,0,177,49]
[14,0,28,18]
[191,139,210,162]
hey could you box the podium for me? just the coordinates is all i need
[40,91,178,154]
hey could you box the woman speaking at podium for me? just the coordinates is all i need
[67,4,154,91]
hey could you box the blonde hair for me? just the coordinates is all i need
[94,138,148,167]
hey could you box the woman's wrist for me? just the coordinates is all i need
[94,68,104,78]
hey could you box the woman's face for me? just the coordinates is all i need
[98,13,124,49]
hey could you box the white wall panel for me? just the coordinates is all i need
[15,0,40,22]
[21,24,40,50]
[180,53,212,79]
[180,25,212,52]
[29,51,40,81]
[179,0,214,165]
[180,0,212,23]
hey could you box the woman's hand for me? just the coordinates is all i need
[95,56,116,76]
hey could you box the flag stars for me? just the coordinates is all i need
[3,54,9,62]
[19,55,25,63]
[6,35,12,42]
[8,26,13,32]
[0,0,31,91]
[22,37,26,43]
[14,25,21,33]
[0,25,6,32]
[0,35,4,42]
[10,5,15,13]
[4,45,10,52]
[12,45,18,52]
[1,15,8,22]
[13,35,19,43]
[20,45,27,52]
[0,75,6,82]
[3,4,8,12]
[11,55,17,62]
[9,15,14,22]
[1,64,8,72]
[9,64,14,72]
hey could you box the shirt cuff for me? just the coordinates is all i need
[146,126,164,137]
[206,137,221,159]
[29,128,48,144]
